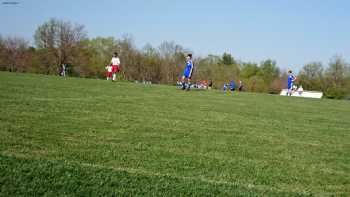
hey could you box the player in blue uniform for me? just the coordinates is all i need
[229,80,236,92]
[181,54,194,90]
[223,83,228,92]
[287,69,297,96]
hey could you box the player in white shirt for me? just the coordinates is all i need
[111,52,120,81]
[297,85,304,95]
[105,64,112,80]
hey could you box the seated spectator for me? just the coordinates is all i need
[297,85,304,95]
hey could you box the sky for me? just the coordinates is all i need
[1,0,350,71]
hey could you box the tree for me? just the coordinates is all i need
[141,44,161,82]
[326,55,348,87]
[220,52,236,65]
[240,62,259,79]
[0,36,28,72]
[206,54,221,65]
[34,18,87,74]
[246,76,266,92]
[324,56,349,99]
[346,67,350,98]
[195,56,215,83]
[79,37,119,78]
[118,35,141,81]
[158,41,185,83]
[299,62,324,91]
[258,59,279,85]
[0,35,5,70]
[87,37,119,63]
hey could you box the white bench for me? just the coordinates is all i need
[280,89,323,99]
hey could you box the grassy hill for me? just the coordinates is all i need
[0,72,349,196]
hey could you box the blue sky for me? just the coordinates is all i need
[1,0,350,71]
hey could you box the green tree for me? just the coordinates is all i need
[240,63,259,79]
[220,52,236,65]
[80,37,119,78]
[299,62,324,91]
[258,59,279,85]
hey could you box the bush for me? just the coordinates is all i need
[324,87,346,99]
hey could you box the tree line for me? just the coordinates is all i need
[0,18,349,99]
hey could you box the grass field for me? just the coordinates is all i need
[0,71,349,196]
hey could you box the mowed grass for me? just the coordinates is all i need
[0,72,349,196]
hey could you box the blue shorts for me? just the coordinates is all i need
[183,67,193,79]
[288,83,293,90]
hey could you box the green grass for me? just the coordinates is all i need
[0,72,349,196]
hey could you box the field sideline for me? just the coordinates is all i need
[0,72,349,196]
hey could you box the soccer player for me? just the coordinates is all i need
[111,52,120,81]
[60,64,66,77]
[181,54,194,90]
[238,80,243,92]
[229,80,236,92]
[223,83,228,92]
[287,69,297,96]
[105,64,112,80]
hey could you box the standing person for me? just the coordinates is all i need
[105,64,112,80]
[181,54,194,90]
[111,52,120,82]
[229,80,236,92]
[223,83,228,92]
[208,80,213,90]
[287,69,297,96]
[61,64,66,77]
[238,80,243,92]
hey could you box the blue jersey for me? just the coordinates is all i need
[186,60,193,69]
[183,60,194,78]
[288,74,296,89]
[229,81,235,90]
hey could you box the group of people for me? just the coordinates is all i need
[105,52,195,88]
[104,52,298,96]
[105,52,121,81]
[223,80,244,92]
